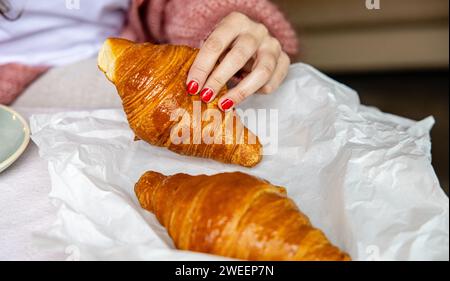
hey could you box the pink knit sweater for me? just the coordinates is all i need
[0,0,298,105]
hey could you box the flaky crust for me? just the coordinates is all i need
[135,171,351,261]
[98,38,262,167]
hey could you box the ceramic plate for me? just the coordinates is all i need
[0,105,30,173]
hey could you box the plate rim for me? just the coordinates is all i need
[0,105,30,173]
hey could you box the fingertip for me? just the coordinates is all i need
[219,98,235,112]
[200,88,214,103]
[186,79,199,95]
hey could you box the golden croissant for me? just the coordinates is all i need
[98,38,262,167]
[135,171,351,261]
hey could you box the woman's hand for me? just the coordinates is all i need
[186,12,290,111]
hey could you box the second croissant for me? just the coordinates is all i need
[135,171,351,261]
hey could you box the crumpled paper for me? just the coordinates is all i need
[30,63,449,261]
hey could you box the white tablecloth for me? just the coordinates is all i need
[0,108,69,260]
[1,58,121,260]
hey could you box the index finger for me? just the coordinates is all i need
[186,21,241,95]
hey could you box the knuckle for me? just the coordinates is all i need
[257,23,269,36]
[230,45,251,65]
[243,34,259,48]
[209,75,226,87]
[228,11,247,23]
[204,36,223,53]
[259,61,276,78]
[271,38,282,53]
[234,88,248,102]
[191,63,209,77]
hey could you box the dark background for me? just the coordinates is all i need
[274,0,449,193]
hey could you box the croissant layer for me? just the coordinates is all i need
[98,38,262,167]
[135,171,351,261]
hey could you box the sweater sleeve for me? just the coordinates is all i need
[0,64,48,105]
[144,0,298,56]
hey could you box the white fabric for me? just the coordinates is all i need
[28,64,449,261]
[0,107,65,260]
[0,0,129,66]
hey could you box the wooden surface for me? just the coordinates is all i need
[273,0,449,72]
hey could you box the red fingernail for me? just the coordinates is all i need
[220,99,234,111]
[186,80,199,95]
[200,88,214,103]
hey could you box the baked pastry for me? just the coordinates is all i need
[98,38,262,167]
[135,170,351,261]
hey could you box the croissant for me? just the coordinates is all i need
[97,38,262,167]
[135,171,351,261]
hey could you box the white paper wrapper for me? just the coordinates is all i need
[30,63,449,261]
